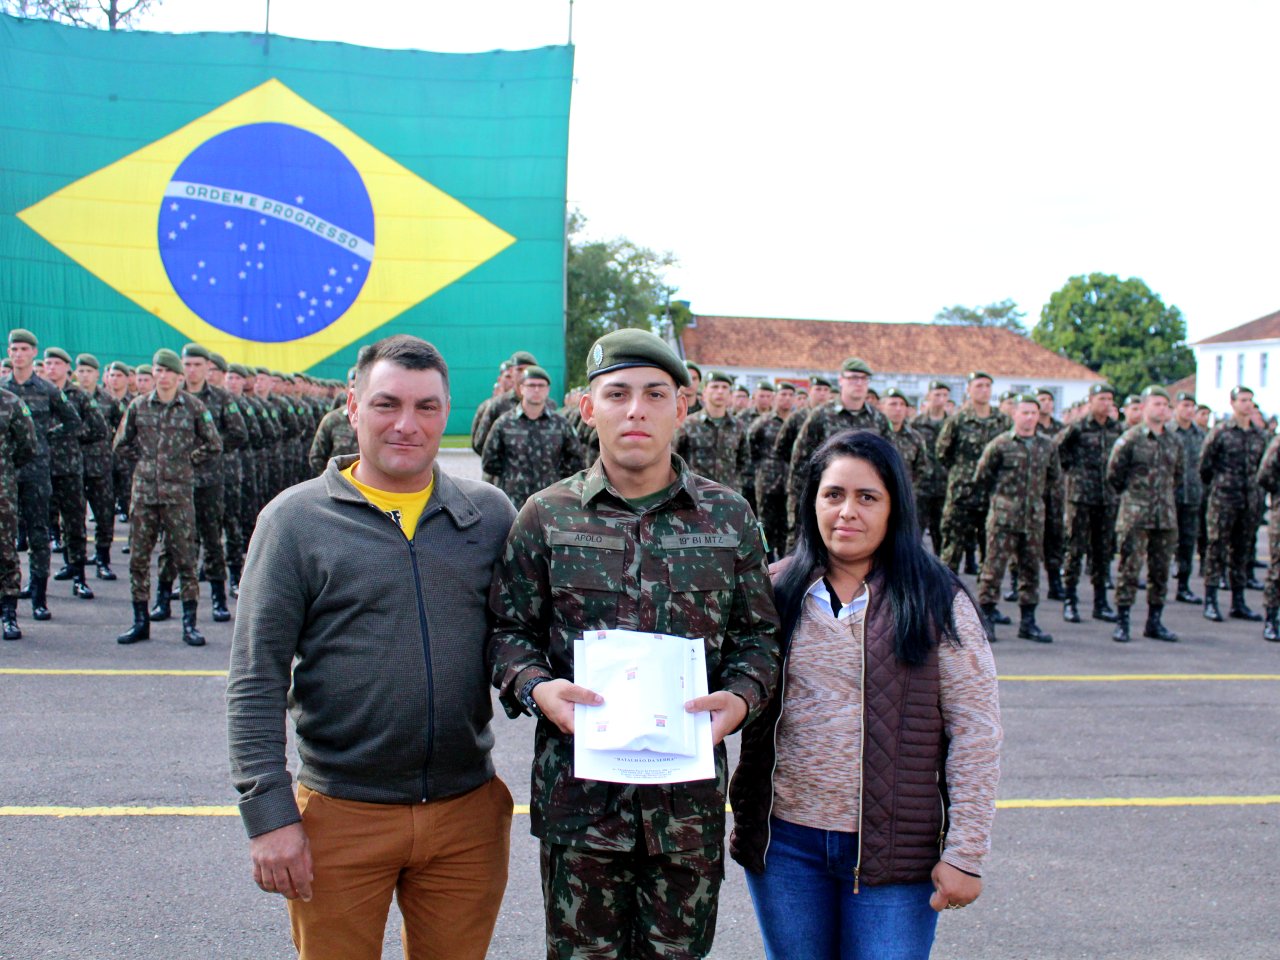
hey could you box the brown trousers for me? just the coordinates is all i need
[288,777,513,960]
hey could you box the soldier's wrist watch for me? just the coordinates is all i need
[518,675,551,720]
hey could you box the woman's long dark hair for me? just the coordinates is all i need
[774,429,985,664]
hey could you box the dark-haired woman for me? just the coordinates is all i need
[730,430,1001,960]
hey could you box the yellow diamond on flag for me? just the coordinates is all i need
[17,78,516,371]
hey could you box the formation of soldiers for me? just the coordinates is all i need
[2,328,353,644]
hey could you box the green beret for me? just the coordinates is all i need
[181,342,211,361]
[152,349,183,375]
[209,352,228,373]
[1124,395,1143,406]
[229,363,252,378]
[968,370,993,382]
[106,360,129,375]
[76,353,100,370]
[8,328,37,347]
[999,390,1016,402]
[346,367,357,380]
[1036,386,1055,398]
[810,375,833,389]
[522,365,550,384]
[841,357,873,376]
[708,370,734,386]
[754,381,775,394]
[684,361,702,377]
[43,347,72,365]
[509,350,539,367]
[1230,385,1254,401]
[1,358,10,368]
[927,380,950,392]
[270,370,285,380]
[1088,383,1115,397]
[1176,391,1195,403]
[796,388,809,396]
[1141,386,1170,400]
[135,363,153,375]
[882,387,908,401]
[775,382,795,392]
[1013,393,1042,406]
[256,366,271,376]
[586,329,691,388]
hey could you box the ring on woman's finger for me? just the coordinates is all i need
[946,903,964,910]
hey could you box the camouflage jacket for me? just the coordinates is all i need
[747,412,789,500]
[909,412,949,498]
[246,395,281,450]
[473,389,557,455]
[308,406,358,476]
[113,391,223,504]
[1255,433,1280,508]
[886,422,928,493]
[0,388,37,500]
[1199,420,1267,507]
[48,383,109,479]
[771,406,805,471]
[935,405,1010,508]
[470,395,500,454]
[736,409,762,486]
[481,407,584,510]
[2,371,82,481]
[189,383,248,488]
[1172,422,1206,506]
[675,409,750,492]
[487,455,781,855]
[973,431,1062,530]
[1107,425,1181,532]
[88,388,125,479]
[787,401,891,513]
[1054,415,1125,505]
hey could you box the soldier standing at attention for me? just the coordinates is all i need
[74,354,121,580]
[481,365,583,509]
[1035,387,1068,602]
[488,329,779,959]
[1253,430,1280,641]
[748,381,795,562]
[221,361,263,596]
[973,394,1061,641]
[910,380,951,552]
[1055,383,1125,624]
[731,384,751,417]
[1,387,37,640]
[1105,386,1182,643]
[115,349,223,647]
[880,388,928,496]
[103,360,134,522]
[770,377,831,528]
[309,403,358,476]
[737,382,774,515]
[230,363,275,552]
[472,351,539,456]
[675,370,750,491]
[470,359,513,454]
[1122,395,1144,429]
[42,347,108,601]
[936,371,1008,575]
[4,328,82,622]
[1171,391,1206,603]
[1199,386,1267,623]
[680,360,704,416]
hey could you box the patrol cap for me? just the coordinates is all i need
[8,328,37,347]
[810,375,834,389]
[43,347,72,365]
[76,353,100,370]
[522,365,550,384]
[1141,385,1171,400]
[1036,386,1055,398]
[509,350,539,367]
[927,380,950,392]
[882,387,908,401]
[1124,394,1143,406]
[1176,391,1195,403]
[841,357,873,375]
[968,370,993,383]
[1088,383,1115,397]
[209,352,228,373]
[1230,385,1255,400]
[152,349,183,375]
[585,328,691,388]
[1013,393,1042,406]
[708,370,734,386]
[181,343,211,361]
[135,363,153,376]
[106,360,129,375]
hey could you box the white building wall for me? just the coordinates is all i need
[1194,340,1280,415]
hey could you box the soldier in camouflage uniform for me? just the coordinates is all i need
[1198,385,1268,623]
[736,382,774,514]
[936,371,1009,574]
[103,360,135,521]
[1055,383,1125,624]
[114,349,223,647]
[75,354,122,580]
[42,347,109,600]
[1253,429,1280,641]
[472,350,539,456]
[229,363,273,552]
[5,328,82,622]
[973,395,1061,641]
[481,366,584,509]
[1035,387,1068,601]
[910,379,951,552]
[0,387,37,640]
[747,382,795,561]
[771,376,831,538]
[680,360,704,417]
[880,388,928,497]
[1171,391,1206,603]
[488,329,780,960]
[470,359,515,453]
[253,368,291,499]
[1105,386,1182,643]
[675,370,750,492]
[309,404,358,476]
[208,353,252,596]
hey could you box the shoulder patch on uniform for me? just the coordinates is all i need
[21,404,31,416]
[227,401,239,413]
[202,410,214,423]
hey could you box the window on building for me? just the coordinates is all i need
[1215,355,1223,388]
[1262,353,1269,388]
[1238,353,1245,385]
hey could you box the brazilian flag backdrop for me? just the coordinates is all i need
[0,15,573,427]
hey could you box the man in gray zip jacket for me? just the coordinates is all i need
[227,335,517,960]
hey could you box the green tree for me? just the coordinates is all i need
[933,298,1027,335]
[565,209,679,388]
[1033,273,1194,396]
[0,0,161,30]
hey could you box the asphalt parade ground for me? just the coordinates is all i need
[3,451,1279,960]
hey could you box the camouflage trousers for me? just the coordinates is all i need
[112,456,134,517]
[49,473,88,566]
[0,483,20,598]
[1203,495,1253,592]
[1064,502,1111,595]
[130,497,198,604]
[1175,502,1201,585]
[917,493,945,555]
[84,473,115,553]
[978,524,1041,607]
[240,454,264,547]
[940,499,987,571]
[1115,525,1175,608]
[755,490,788,563]
[1043,488,1065,574]
[222,469,245,572]
[160,483,225,584]
[539,839,723,960]
[1264,507,1280,610]
[17,471,52,579]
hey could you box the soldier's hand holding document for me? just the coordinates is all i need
[573,629,714,784]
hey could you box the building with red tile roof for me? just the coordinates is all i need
[1193,308,1280,414]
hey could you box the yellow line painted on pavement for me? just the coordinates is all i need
[1001,674,1280,682]
[3,796,1278,817]
[0,668,228,677]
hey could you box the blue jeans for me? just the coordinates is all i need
[745,817,939,960]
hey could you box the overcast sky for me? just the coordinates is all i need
[136,0,1280,343]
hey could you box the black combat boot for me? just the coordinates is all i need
[1111,605,1131,643]
[1264,608,1280,642]
[1018,605,1053,643]
[31,577,51,621]
[1,597,21,641]
[53,562,75,581]
[228,564,241,599]
[1091,586,1118,623]
[181,600,206,647]
[71,564,95,600]
[1230,589,1263,622]
[1203,586,1223,622]
[16,531,28,552]
[95,547,117,581]
[149,581,173,622]
[1046,569,1067,602]
[116,601,150,644]
[1175,580,1202,604]
[1143,605,1178,642]
[980,602,1011,626]
[1062,592,1081,623]
[1246,574,1265,591]
[210,580,231,623]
